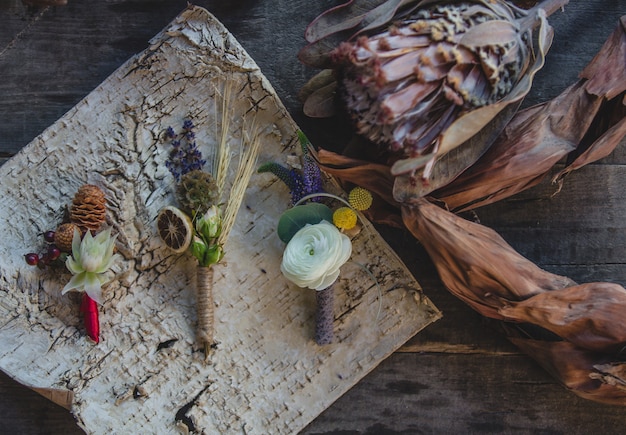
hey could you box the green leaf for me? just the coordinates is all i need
[277,203,334,243]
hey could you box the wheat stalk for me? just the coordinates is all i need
[196,80,261,358]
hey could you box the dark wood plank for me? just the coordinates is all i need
[303,352,626,434]
[1,0,626,433]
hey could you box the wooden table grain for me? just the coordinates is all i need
[1,0,625,433]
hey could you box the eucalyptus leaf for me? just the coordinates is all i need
[303,80,338,118]
[277,203,334,243]
[304,0,396,43]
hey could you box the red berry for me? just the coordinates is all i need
[25,253,40,266]
[44,231,56,243]
[48,245,61,261]
[40,253,51,265]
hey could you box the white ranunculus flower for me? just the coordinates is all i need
[280,220,352,290]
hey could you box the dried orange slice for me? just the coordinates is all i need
[157,206,193,253]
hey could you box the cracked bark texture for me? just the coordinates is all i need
[0,6,440,434]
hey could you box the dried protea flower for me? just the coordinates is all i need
[300,0,567,188]
[70,184,107,233]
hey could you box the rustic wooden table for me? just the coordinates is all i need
[1,0,625,433]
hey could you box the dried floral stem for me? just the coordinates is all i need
[194,81,261,357]
[213,80,234,195]
[219,115,261,244]
[315,284,334,345]
[196,265,215,357]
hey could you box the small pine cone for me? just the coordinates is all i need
[54,222,80,252]
[69,184,107,232]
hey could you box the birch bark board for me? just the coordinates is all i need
[0,6,440,434]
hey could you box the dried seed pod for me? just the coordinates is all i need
[54,222,80,252]
[69,184,107,232]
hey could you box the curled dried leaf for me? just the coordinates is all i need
[401,200,575,319]
[500,282,626,353]
[403,199,626,404]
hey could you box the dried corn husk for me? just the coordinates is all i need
[402,200,626,405]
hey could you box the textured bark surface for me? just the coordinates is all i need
[0,6,439,434]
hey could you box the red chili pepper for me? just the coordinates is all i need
[80,293,100,344]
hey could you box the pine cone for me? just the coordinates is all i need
[69,184,107,232]
[54,222,80,252]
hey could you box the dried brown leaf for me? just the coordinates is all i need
[433,80,603,211]
[314,148,398,206]
[500,282,626,353]
[401,200,575,319]
[510,339,626,405]
[580,16,626,100]
[433,15,626,211]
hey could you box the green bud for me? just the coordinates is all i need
[190,236,207,262]
[196,205,222,240]
[203,244,224,266]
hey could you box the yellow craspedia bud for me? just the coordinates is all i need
[348,187,373,211]
[333,207,358,231]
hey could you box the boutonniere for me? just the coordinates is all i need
[25,184,120,343]
[260,131,373,344]
[156,93,261,358]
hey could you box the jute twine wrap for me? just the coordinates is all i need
[196,266,215,354]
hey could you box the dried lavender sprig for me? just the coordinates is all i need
[298,130,324,198]
[164,120,207,181]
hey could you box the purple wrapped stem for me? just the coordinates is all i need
[315,284,335,345]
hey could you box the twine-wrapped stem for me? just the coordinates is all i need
[315,284,335,345]
[196,265,215,356]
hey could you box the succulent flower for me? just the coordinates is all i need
[62,228,120,304]
[281,220,352,290]
[299,0,561,183]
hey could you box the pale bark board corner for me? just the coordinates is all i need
[0,6,440,434]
